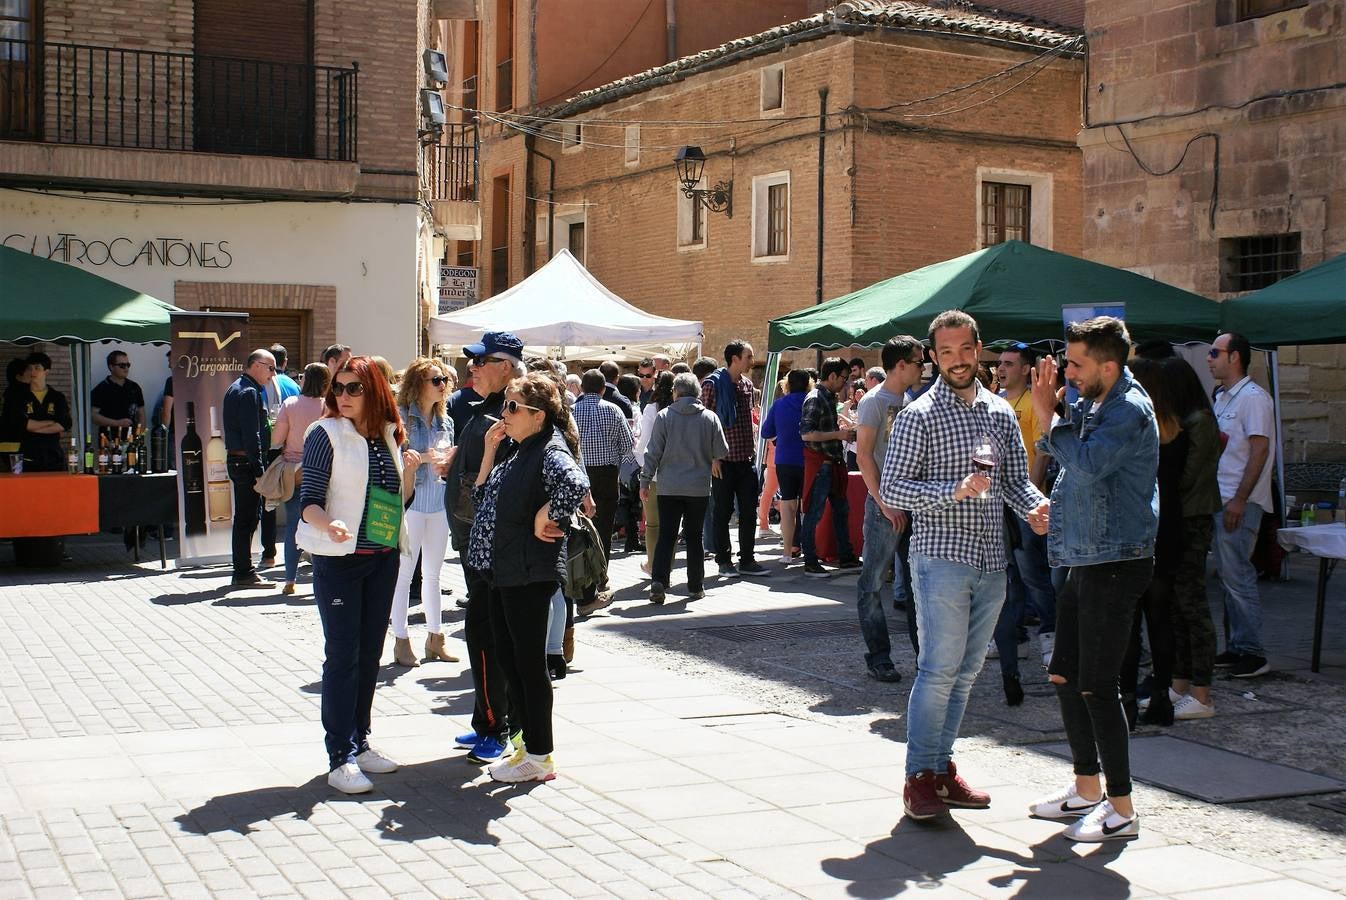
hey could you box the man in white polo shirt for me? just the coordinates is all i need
[1207,332,1275,678]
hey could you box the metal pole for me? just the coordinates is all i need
[815,85,828,370]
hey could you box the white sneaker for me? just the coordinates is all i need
[327,762,373,794]
[1063,800,1139,842]
[489,752,556,783]
[1039,632,1055,668]
[1138,687,1185,712]
[355,747,399,774]
[1027,783,1102,820]
[986,640,1000,660]
[1173,694,1216,720]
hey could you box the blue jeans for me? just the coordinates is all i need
[545,587,566,655]
[313,550,399,770]
[801,460,852,565]
[905,552,1006,777]
[1212,501,1265,656]
[994,515,1057,676]
[282,492,303,583]
[857,497,900,668]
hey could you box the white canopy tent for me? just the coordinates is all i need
[428,249,703,363]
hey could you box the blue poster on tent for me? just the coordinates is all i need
[1060,304,1126,405]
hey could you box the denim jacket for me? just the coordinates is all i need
[1038,367,1159,567]
[400,405,454,514]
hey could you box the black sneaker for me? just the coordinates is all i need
[803,562,830,578]
[867,663,902,683]
[835,557,862,570]
[1214,650,1240,668]
[717,563,739,578]
[738,560,770,577]
[1231,655,1270,678]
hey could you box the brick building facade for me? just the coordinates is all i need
[2,0,436,413]
[1080,0,1346,462]
[446,2,1083,370]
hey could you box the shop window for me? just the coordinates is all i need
[1220,233,1300,292]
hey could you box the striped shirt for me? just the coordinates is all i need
[299,427,403,553]
[572,393,633,468]
[879,376,1045,572]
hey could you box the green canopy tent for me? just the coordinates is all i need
[0,245,178,344]
[1,245,179,447]
[768,240,1222,353]
[1219,252,1346,347]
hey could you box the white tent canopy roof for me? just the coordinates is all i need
[428,249,702,362]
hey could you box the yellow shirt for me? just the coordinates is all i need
[1005,389,1040,471]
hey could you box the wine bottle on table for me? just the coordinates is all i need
[181,401,207,536]
[97,435,109,475]
[68,437,80,474]
[111,428,125,475]
[83,434,94,474]
[127,426,140,474]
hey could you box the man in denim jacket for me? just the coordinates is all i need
[1027,316,1158,843]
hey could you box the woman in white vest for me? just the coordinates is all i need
[296,356,422,795]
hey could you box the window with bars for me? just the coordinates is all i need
[981,182,1031,246]
[1219,233,1300,292]
[767,183,788,256]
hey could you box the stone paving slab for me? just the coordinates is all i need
[1,535,1345,897]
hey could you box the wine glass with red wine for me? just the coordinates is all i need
[971,435,998,500]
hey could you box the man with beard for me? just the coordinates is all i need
[446,332,525,765]
[880,310,1048,823]
[1027,316,1158,842]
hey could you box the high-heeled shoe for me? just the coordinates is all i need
[393,637,420,667]
[424,632,459,663]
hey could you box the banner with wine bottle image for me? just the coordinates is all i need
[169,311,250,565]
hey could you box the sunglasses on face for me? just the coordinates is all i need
[331,381,366,397]
[429,376,450,387]
[638,372,654,379]
[469,355,507,368]
[502,399,541,415]
[113,362,131,369]
[1208,348,1228,359]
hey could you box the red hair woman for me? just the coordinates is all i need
[296,356,422,794]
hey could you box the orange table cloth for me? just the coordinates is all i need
[0,473,100,538]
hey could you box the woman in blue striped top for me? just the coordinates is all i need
[296,356,421,795]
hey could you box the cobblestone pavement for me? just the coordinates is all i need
[1,532,1344,898]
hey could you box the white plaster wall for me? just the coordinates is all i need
[1,189,420,363]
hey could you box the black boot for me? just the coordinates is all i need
[548,654,567,681]
[1003,673,1024,707]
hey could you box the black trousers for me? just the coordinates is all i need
[586,464,619,565]
[490,580,557,756]
[712,459,759,566]
[653,494,708,592]
[313,549,399,770]
[227,457,262,578]
[462,564,510,738]
[1049,558,1153,797]
[1121,571,1175,704]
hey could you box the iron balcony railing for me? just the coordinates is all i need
[0,38,358,161]
[426,123,477,202]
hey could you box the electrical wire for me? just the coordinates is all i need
[537,0,660,107]
[475,107,806,153]
[1113,125,1220,230]
[5,187,272,206]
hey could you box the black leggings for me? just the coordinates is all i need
[489,580,557,756]
[1049,558,1153,797]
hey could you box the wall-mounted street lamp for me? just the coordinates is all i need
[674,146,732,218]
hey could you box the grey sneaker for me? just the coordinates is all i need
[717,563,739,578]
[738,560,769,577]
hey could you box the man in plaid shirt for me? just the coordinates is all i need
[701,340,769,578]
[880,309,1049,822]
[573,368,635,570]
[799,357,861,577]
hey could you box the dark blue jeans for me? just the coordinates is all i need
[313,550,399,770]
[227,457,262,578]
[712,459,760,566]
[800,460,852,565]
[857,497,900,668]
[994,514,1057,677]
[654,494,708,592]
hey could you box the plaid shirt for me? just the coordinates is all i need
[799,385,843,462]
[700,372,755,463]
[879,376,1045,572]
[572,393,633,467]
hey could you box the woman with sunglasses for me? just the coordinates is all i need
[297,356,422,794]
[469,373,589,783]
[390,358,459,668]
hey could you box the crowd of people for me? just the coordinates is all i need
[1,312,1281,841]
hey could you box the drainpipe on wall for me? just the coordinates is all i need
[525,141,556,262]
[523,132,537,273]
[665,0,677,62]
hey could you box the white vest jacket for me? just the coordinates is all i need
[296,417,406,557]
